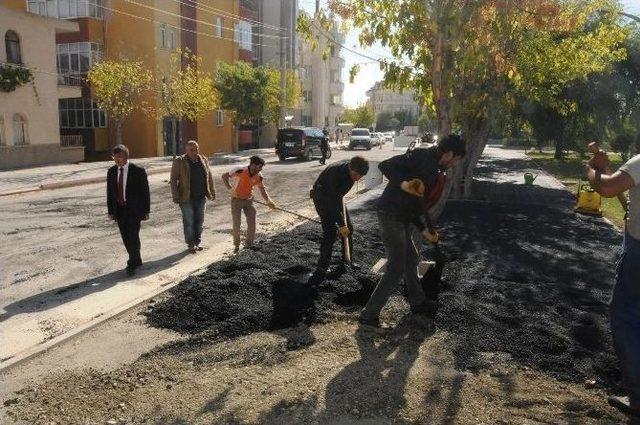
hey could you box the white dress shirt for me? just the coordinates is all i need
[118,161,130,203]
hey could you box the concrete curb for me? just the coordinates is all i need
[0,152,278,198]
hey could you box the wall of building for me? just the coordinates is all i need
[0,144,84,169]
[0,6,83,168]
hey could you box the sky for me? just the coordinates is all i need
[300,0,640,109]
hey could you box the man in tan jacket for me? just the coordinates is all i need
[170,140,216,253]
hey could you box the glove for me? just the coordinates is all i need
[400,179,425,197]
[339,226,350,238]
[588,151,609,172]
[422,228,439,244]
[267,200,277,210]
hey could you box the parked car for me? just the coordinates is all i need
[370,132,382,147]
[275,127,327,161]
[349,128,372,150]
[384,131,395,144]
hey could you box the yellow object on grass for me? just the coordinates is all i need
[574,181,602,216]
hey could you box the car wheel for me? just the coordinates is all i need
[278,155,286,161]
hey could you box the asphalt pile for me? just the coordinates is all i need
[146,182,623,389]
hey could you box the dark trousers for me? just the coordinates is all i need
[314,199,353,271]
[116,207,142,267]
[320,147,328,165]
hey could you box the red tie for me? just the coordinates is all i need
[118,166,125,206]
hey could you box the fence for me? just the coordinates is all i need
[60,134,83,148]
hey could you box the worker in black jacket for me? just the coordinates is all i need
[309,156,369,284]
[360,134,466,329]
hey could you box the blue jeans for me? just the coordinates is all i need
[610,233,640,409]
[180,197,206,247]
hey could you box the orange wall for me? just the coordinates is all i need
[4,0,26,12]
[196,0,238,155]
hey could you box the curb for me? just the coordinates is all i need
[0,152,278,197]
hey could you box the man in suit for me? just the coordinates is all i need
[107,144,150,276]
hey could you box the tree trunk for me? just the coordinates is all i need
[554,138,563,160]
[115,119,123,147]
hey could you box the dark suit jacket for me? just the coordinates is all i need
[107,162,150,220]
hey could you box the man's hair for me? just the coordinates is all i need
[437,134,466,157]
[112,144,129,157]
[186,140,199,149]
[350,155,369,176]
[250,155,265,166]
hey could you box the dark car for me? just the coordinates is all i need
[276,127,327,161]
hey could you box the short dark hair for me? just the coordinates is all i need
[112,144,129,157]
[349,155,369,176]
[437,134,466,157]
[250,155,265,166]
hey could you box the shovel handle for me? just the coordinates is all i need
[342,200,351,264]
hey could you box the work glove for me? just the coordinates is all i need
[588,151,609,172]
[400,178,425,197]
[339,225,350,238]
[422,228,439,244]
[267,200,277,210]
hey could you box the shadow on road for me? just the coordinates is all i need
[0,250,190,322]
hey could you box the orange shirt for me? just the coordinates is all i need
[229,166,264,199]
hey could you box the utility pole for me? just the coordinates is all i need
[279,1,287,129]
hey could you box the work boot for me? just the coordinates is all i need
[608,395,640,417]
[307,269,326,287]
[358,316,390,333]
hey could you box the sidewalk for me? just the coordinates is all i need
[0,148,277,196]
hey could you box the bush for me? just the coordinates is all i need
[0,64,33,92]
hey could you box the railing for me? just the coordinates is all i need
[60,134,83,148]
[58,73,83,86]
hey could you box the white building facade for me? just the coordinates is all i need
[366,81,420,118]
[0,6,82,169]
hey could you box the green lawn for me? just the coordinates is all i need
[526,151,627,228]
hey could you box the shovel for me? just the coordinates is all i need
[418,242,446,317]
[342,200,351,265]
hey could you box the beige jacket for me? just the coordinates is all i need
[170,154,216,203]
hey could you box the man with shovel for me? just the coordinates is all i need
[586,147,640,418]
[359,134,465,330]
[308,156,370,285]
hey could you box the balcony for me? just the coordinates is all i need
[329,55,345,69]
[60,134,84,148]
[57,74,82,98]
[329,81,344,95]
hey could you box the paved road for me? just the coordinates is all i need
[0,142,399,364]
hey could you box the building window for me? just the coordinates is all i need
[59,98,106,128]
[216,110,224,127]
[216,17,223,38]
[5,31,22,64]
[13,114,27,146]
[303,90,312,102]
[28,0,104,19]
[236,21,252,50]
[330,45,336,57]
[169,29,176,49]
[160,24,167,48]
[302,115,312,126]
[331,94,341,106]
[56,42,103,85]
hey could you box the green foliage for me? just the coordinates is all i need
[611,133,635,160]
[375,111,394,131]
[0,64,33,92]
[158,50,218,122]
[214,61,301,126]
[341,105,375,128]
[87,59,152,122]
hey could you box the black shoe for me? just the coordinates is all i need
[196,245,204,251]
[358,316,389,333]
[411,312,435,333]
[126,266,136,277]
[608,395,640,416]
[347,262,361,271]
[307,269,326,286]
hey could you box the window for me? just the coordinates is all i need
[13,114,27,146]
[216,110,224,127]
[302,115,312,126]
[169,29,176,50]
[330,70,340,83]
[303,90,312,102]
[216,17,223,38]
[160,24,167,48]
[331,94,341,106]
[236,21,252,50]
[5,31,21,64]
[28,0,103,18]
[59,98,106,128]
[330,45,336,57]
[56,42,103,85]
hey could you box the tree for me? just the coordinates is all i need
[215,61,301,127]
[87,59,152,146]
[393,109,416,128]
[158,50,218,156]
[315,0,627,203]
[611,133,635,160]
[375,111,395,131]
[342,105,375,128]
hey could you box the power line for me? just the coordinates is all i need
[177,0,290,33]
[124,0,289,41]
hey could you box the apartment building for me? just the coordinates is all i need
[366,81,420,118]
[6,0,244,159]
[297,16,345,134]
[0,5,82,169]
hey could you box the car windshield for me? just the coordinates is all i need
[352,129,369,136]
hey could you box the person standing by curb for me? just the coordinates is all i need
[359,135,465,330]
[170,140,216,254]
[586,149,640,419]
[107,144,150,277]
[222,156,276,252]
